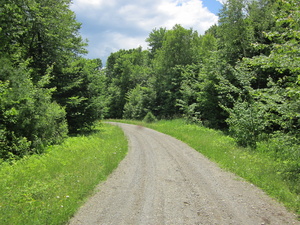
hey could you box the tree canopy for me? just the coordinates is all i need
[0,0,105,159]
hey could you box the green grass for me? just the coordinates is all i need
[0,122,127,225]
[112,119,300,217]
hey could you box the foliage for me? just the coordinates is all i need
[146,27,167,58]
[226,100,269,147]
[0,123,128,225]
[0,0,86,81]
[143,112,157,123]
[176,64,202,124]
[151,25,202,117]
[0,57,67,159]
[54,57,107,133]
[0,0,106,158]
[106,47,152,118]
[225,0,300,145]
[123,85,156,120]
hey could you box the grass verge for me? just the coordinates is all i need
[0,122,127,225]
[111,119,300,217]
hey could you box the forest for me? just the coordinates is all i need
[0,0,299,184]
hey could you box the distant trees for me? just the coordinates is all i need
[104,0,299,158]
[151,25,202,117]
[105,47,152,118]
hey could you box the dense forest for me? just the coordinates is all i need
[106,0,299,144]
[0,0,299,184]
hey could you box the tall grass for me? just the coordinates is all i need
[117,119,300,216]
[0,122,127,225]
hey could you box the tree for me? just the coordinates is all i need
[123,85,156,120]
[152,25,201,117]
[218,0,250,63]
[0,0,87,81]
[106,48,152,118]
[146,27,167,58]
[217,0,274,63]
[0,57,67,159]
[53,57,107,133]
[225,0,300,147]
[0,0,105,159]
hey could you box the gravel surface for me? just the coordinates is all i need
[69,122,300,225]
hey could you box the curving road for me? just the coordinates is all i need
[69,122,299,225]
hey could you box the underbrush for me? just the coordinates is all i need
[0,122,127,225]
[115,119,300,216]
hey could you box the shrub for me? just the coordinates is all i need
[0,57,68,159]
[143,112,157,123]
[226,100,269,148]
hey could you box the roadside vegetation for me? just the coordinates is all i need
[0,123,127,225]
[1,0,299,223]
[117,119,300,217]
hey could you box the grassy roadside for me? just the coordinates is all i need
[0,122,127,225]
[112,119,300,217]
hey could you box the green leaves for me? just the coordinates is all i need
[54,57,106,133]
[0,57,67,159]
[123,85,156,120]
[106,48,152,118]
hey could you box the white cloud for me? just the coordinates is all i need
[71,0,219,64]
[216,0,227,4]
[157,0,217,32]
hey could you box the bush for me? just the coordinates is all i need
[123,85,156,120]
[143,112,157,123]
[226,100,269,148]
[0,57,68,159]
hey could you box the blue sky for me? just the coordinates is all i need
[202,0,223,14]
[71,0,225,64]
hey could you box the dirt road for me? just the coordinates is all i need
[69,122,299,225]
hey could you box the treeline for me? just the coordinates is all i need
[0,0,107,160]
[1,0,299,182]
[105,0,299,182]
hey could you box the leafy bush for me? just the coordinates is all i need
[0,57,67,159]
[143,112,157,123]
[226,100,269,148]
[123,85,156,120]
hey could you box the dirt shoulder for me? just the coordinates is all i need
[69,122,300,224]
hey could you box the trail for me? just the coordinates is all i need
[69,122,299,225]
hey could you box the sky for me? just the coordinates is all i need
[71,0,226,65]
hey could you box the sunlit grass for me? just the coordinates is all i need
[0,122,127,225]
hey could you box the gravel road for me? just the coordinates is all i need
[69,122,299,225]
